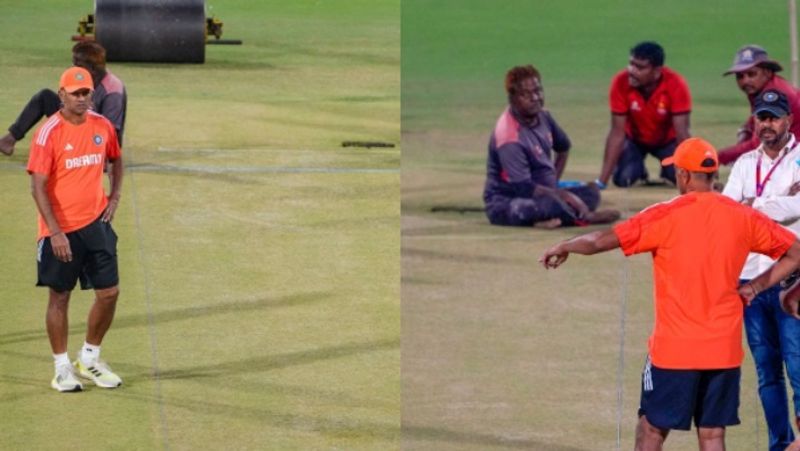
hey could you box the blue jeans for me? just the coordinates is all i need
[742,280,800,451]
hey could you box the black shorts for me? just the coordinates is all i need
[638,355,740,430]
[37,217,119,292]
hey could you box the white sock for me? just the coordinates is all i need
[53,352,70,368]
[80,342,100,365]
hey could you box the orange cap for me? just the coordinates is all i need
[59,66,93,93]
[661,137,719,173]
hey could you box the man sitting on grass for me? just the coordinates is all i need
[483,64,619,228]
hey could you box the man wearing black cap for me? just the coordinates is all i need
[722,89,800,451]
[719,44,800,165]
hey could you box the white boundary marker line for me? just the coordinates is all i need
[615,242,630,450]
[128,157,172,450]
[615,187,631,451]
[128,164,398,174]
[155,146,399,153]
[0,163,400,174]
[0,163,398,174]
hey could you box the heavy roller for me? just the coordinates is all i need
[73,0,241,63]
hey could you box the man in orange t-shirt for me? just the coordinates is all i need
[27,67,124,393]
[541,137,800,450]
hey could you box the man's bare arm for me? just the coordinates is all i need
[539,228,621,269]
[30,173,71,262]
[597,114,627,185]
[102,156,124,222]
[742,241,800,318]
[672,113,691,143]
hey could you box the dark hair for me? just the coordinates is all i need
[690,171,716,181]
[72,41,106,72]
[630,41,664,67]
[505,65,541,95]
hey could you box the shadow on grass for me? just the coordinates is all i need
[0,383,579,451]
[400,276,446,286]
[0,339,401,444]
[0,337,398,404]
[401,222,495,238]
[403,247,525,266]
[0,291,330,346]
[329,95,399,103]
[0,336,397,409]
[203,58,277,70]
[271,41,399,67]
[0,379,43,403]
[102,385,400,444]
[403,424,588,450]
[400,179,481,195]
[126,337,399,382]
[0,375,400,446]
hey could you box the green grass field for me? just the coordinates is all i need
[0,1,399,450]
[402,1,797,449]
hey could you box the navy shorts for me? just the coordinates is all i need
[37,216,119,293]
[638,355,741,430]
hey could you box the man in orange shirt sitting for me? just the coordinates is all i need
[540,137,800,450]
[27,67,124,392]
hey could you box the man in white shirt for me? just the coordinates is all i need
[723,89,800,451]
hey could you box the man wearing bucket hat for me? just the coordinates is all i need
[27,66,124,392]
[541,137,800,450]
[718,45,800,165]
[723,89,800,451]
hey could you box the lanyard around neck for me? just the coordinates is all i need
[756,149,789,197]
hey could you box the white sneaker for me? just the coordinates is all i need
[74,359,122,388]
[51,364,83,392]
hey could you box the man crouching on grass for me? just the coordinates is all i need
[540,137,800,450]
[28,67,124,392]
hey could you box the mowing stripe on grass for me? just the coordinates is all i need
[128,157,171,451]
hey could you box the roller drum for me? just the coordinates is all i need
[94,0,206,63]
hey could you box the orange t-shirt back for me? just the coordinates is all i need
[613,191,794,369]
[27,111,121,240]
